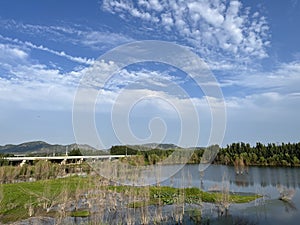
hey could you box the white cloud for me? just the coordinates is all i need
[222,61,300,95]
[80,31,134,50]
[0,43,28,61]
[72,62,207,112]
[188,1,225,27]
[145,0,164,12]
[0,53,192,114]
[228,91,300,124]
[0,78,76,111]
[0,43,88,111]
[102,0,270,66]
[161,12,174,29]
[209,59,300,144]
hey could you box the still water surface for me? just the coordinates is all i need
[158,164,300,225]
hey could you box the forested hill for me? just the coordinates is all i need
[0,141,105,155]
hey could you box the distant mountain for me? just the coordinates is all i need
[128,143,181,150]
[0,141,106,155]
[143,143,181,149]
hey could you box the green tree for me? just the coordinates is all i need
[68,148,83,156]
[292,156,300,165]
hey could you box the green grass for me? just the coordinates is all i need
[113,186,260,207]
[0,176,88,223]
[70,210,90,217]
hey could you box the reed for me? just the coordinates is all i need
[277,184,296,201]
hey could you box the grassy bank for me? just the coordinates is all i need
[0,176,88,223]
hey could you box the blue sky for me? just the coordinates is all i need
[0,0,300,149]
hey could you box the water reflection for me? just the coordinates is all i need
[283,201,297,213]
[160,164,300,190]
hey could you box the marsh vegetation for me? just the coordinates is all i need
[0,160,261,224]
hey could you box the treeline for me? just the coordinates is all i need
[110,145,174,165]
[110,145,205,165]
[0,154,14,166]
[110,142,300,167]
[215,142,300,167]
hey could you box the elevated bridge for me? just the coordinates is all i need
[4,155,127,166]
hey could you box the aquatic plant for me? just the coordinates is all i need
[277,185,296,201]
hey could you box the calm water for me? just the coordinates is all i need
[157,164,300,225]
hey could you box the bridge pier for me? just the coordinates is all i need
[20,159,27,167]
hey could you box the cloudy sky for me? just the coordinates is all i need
[0,0,300,149]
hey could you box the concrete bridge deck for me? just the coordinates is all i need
[4,155,127,161]
[4,155,127,165]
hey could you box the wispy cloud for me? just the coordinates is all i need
[0,19,134,51]
[80,31,134,50]
[105,68,183,91]
[102,0,270,68]
[0,34,94,65]
[221,61,300,95]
